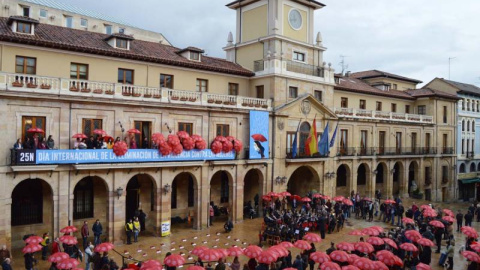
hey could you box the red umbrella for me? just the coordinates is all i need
[405,230,422,242]
[164,254,185,267]
[353,258,374,270]
[416,263,431,270]
[362,197,372,202]
[400,243,418,252]
[27,127,44,133]
[366,237,384,246]
[443,216,455,223]
[329,250,350,262]
[60,226,78,234]
[333,196,345,202]
[266,192,278,197]
[22,244,42,254]
[294,240,311,250]
[354,242,374,254]
[257,251,278,264]
[301,197,312,202]
[461,226,479,238]
[269,245,288,257]
[142,260,162,267]
[342,266,360,270]
[471,244,480,253]
[280,191,291,197]
[361,228,379,236]
[372,261,388,270]
[402,217,415,225]
[369,226,384,233]
[251,134,267,142]
[462,251,480,263]
[48,252,69,263]
[423,209,438,218]
[216,248,228,258]
[420,204,431,210]
[394,256,403,267]
[416,238,434,247]
[313,193,323,198]
[347,254,360,265]
[59,235,77,245]
[72,133,87,139]
[382,238,398,249]
[292,195,301,201]
[267,247,284,258]
[303,233,322,243]
[429,220,445,228]
[191,246,209,256]
[243,245,262,258]
[24,236,43,245]
[443,209,454,217]
[323,195,331,200]
[320,262,341,270]
[384,199,395,204]
[376,250,396,266]
[199,249,220,261]
[93,129,107,136]
[94,243,114,253]
[187,267,206,270]
[348,230,364,236]
[262,195,272,201]
[336,242,355,252]
[343,199,353,206]
[227,247,243,257]
[309,251,330,263]
[128,128,141,134]
[280,241,294,249]
[57,258,79,269]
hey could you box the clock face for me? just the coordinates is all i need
[288,9,303,30]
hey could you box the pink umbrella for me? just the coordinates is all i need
[57,258,79,269]
[366,237,384,246]
[93,129,107,136]
[443,216,455,223]
[187,267,206,270]
[303,233,322,243]
[313,193,323,198]
[354,242,374,254]
[72,133,87,139]
[243,245,263,258]
[376,250,396,266]
[94,243,114,253]
[24,236,43,245]
[22,244,42,254]
[59,236,77,245]
[336,242,355,252]
[48,252,69,263]
[347,254,360,265]
[402,217,415,225]
[372,261,388,270]
[320,262,341,270]
[191,246,209,256]
[471,244,480,253]
[342,266,360,270]
[268,246,288,258]
[164,254,186,267]
[416,263,431,270]
[423,209,437,218]
[361,228,379,236]
[353,258,374,270]
[215,248,228,258]
[280,241,294,249]
[348,230,364,236]
[329,250,350,262]
[404,230,422,242]
[60,226,78,234]
[369,226,384,233]
[251,134,267,142]
[443,209,454,217]
[461,226,479,238]
[382,238,398,249]
[294,240,311,250]
[199,249,220,261]
[127,128,141,134]
[301,197,312,202]
[462,251,480,263]
[257,251,278,264]
[227,247,243,257]
[400,243,418,252]
[333,196,345,202]
[280,191,291,197]
[429,220,445,228]
[416,238,435,247]
[343,199,353,206]
[309,251,330,263]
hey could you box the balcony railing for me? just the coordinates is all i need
[467,151,475,159]
[442,147,454,154]
[0,72,272,111]
[337,147,356,157]
[356,147,375,156]
[375,147,437,156]
[286,148,329,159]
[333,107,434,124]
[252,59,335,84]
[285,61,325,77]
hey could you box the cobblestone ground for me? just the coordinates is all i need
[11,198,474,270]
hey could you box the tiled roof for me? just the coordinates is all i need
[351,70,423,84]
[335,75,415,100]
[442,79,480,95]
[107,33,135,40]
[0,17,254,77]
[177,46,205,54]
[7,16,39,24]
[406,88,460,100]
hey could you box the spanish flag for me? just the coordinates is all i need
[305,118,318,156]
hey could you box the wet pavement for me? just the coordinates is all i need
[10,198,474,270]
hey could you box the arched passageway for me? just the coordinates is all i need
[210,171,233,221]
[171,172,197,228]
[287,166,320,196]
[357,163,370,196]
[392,162,404,196]
[125,174,156,231]
[243,169,263,218]
[375,163,388,198]
[408,161,419,194]
[336,164,350,196]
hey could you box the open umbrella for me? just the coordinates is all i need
[361,228,379,236]
[251,134,267,142]
[336,242,355,252]
[442,216,455,223]
[402,217,415,225]
[266,192,278,197]
[442,209,454,217]
[420,204,431,210]
[404,230,422,242]
[191,246,209,256]
[142,260,162,267]
[342,266,360,270]
[461,226,479,238]
[372,261,388,270]
[292,195,301,201]
[354,242,374,254]
[243,246,262,258]
[216,248,228,258]
[199,249,220,261]
[329,250,349,262]
[27,127,44,133]
[313,193,323,198]
[462,251,480,263]
[429,220,445,228]
[384,199,395,204]
[57,258,79,269]
[72,133,87,139]
[382,238,398,249]
[423,209,437,218]
[366,237,384,246]
[320,262,341,270]
[400,243,418,252]
[369,226,384,233]
[333,196,345,202]
[294,240,311,250]
[348,230,364,236]
[303,233,322,243]
[347,254,360,265]
[353,258,374,270]
[280,191,291,197]
[164,254,185,267]
[93,129,107,136]
[257,251,278,264]
[22,244,42,254]
[269,246,288,257]
[416,238,435,247]
[60,226,78,234]
[59,235,77,245]
[343,199,353,206]
[301,197,312,202]
[227,247,243,257]
[262,195,272,201]
[471,244,480,253]
[415,263,431,270]
[94,243,114,253]
[187,267,205,270]
[280,241,294,249]
[309,251,330,263]
[376,250,396,266]
[24,236,43,245]
[128,128,141,134]
[48,252,69,263]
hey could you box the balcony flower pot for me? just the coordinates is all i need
[105,90,115,95]
[93,89,103,94]
[262,104,268,109]
[171,96,179,100]
[144,93,152,98]
[153,94,161,99]
[223,101,230,105]
[70,86,79,92]
[122,92,131,96]
[12,81,24,87]
[132,93,142,97]
[81,88,91,93]
[248,103,254,107]
[180,97,188,101]
[40,84,51,90]
[215,100,223,104]
[26,83,38,88]
[207,99,215,103]
[254,104,261,108]
[189,98,197,102]
[241,103,248,106]
[230,101,236,105]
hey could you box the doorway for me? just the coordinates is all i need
[126,177,140,221]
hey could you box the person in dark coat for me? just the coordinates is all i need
[434,227,444,253]
[92,219,103,246]
[86,136,95,149]
[1,258,12,270]
[419,246,431,265]
[318,215,326,239]
[24,252,35,270]
[465,210,473,227]
[138,210,147,232]
[292,255,302,270]
[456,210,463,232]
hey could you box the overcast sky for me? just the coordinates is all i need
[63,0,480,86]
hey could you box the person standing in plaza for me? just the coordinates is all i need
[465,210,473,227]
[138,210,147,232]
[133,217,140,242]
[24,252,35,270]
[456,210,463,232]
[1,258,12,270]
[40,232,50,260]
[85,243,94,270]
[81,221,89,250]
[209,202,214,226]
[92,219,103,246]
[0,245,10,265]
[51,238,62,254]
[125,219,133,245]
[396,203,404,227]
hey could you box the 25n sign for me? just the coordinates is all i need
[14,149,36,165]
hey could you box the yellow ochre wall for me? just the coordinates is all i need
[241,4,268,42]
[236,43,264,72]
[283,4,308,43]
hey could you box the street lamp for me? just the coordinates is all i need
[163,184,171,194]
[116,187,124,199]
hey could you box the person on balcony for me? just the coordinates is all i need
[46,135,55,149]
[86,136,95,149]
[38,137,47,149]
[79,139,87,149]
[95,136,103,149]
[142,137,149,149]
[107,138,114,149]
[13,139,23,149]
[23,137,33,149]
[130,138,137,149]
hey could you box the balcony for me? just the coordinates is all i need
[0,72,272,111]
[376,147,437,156]
[333,107,434,124]
[336,147,356,157]
[286,148,329,159]
[356,147,375,156]
[253,59,335,84]
[442,147,454,155]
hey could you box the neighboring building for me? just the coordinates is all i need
[0,0,170,44]
[424,78,480,202]
[0,0,459,249]
[350,69,422,91]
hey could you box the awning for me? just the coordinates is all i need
[460,178,480,184]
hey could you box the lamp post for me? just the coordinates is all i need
[116,187,124,199]
[163,184,171,195]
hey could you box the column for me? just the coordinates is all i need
[112,191,126,245]
[385,164,393,200]
[400,161,409,198]
[349,161,358,196]
[234,181,244,224]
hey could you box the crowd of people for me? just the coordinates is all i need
[13,135,56,150]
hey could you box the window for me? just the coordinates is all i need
[228,83,239,96]
[462,139,465,154]
[459,163,466,173]
[417,105,426,115]
[22,6,30,17]
[340,129,348,153]
[287,131,296,152]
[467,140,470,154]
[39,9,47,18]
[359,100,366,110]
[80,18,88,28]
[188,176,194,207]
[341,97,348,108]
[134,121,152,148]
[216,124,230,137]
[425,167,431,185]
[443,134,448,153]
[171,180,177,209]
[82,119,102,138]
[314,90,322,102]
[395,132,402,154]
[289,86,298,98]
[443,106,447,123]
[12,179,42,226]
[293,51,305,62]
[376,101,382,111]
[468,120,470,132]
[64,16,73,28]
[196,79,208,92]
[190,52,200,61]
[119,28,125,34]
[116,38,128,49]
[425,133,431,152]
[378,131,386,154]
[256,85,264,98]
[178,122,193,136]
[360,130,367,154]
[22,116,46,143]
[411,132,417,152]
[73,177,94,219]
[462,120,465,131]
[118,68,134,84]
[70,63,88,80]
[160,74,174,89]
[16,22,31,34]
[405,105,410,114]
[105,24,112,34]
[474,121,476,132]
[391,103,397,113]
[392,84,397,90]
[442,166,448,182]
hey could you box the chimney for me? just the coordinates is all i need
[345,71,351,77]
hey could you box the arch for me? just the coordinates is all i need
[470,163,476,172]
[210,170,234,220]
[459,163,466,173]
[408,161,419,194]
[243,169,264,218]
[299,122,311,155]
[467,120,470,131]
[126,174,157,223]
[375,162,388,197]
[336,164,351,196]
[392,162,404,196]
[72,176,109,232]
[171,172,198,228]
[11,178,53,248]
[356,163,370,196]
[462,120,465,131]
[477,163,480,172]
[287,166,320,196]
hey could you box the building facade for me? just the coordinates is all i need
[0,0,458,249]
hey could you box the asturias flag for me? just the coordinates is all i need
[305,118,318,156]
[318,122,329,156]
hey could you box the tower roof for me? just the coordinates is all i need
[226,0,325,10]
